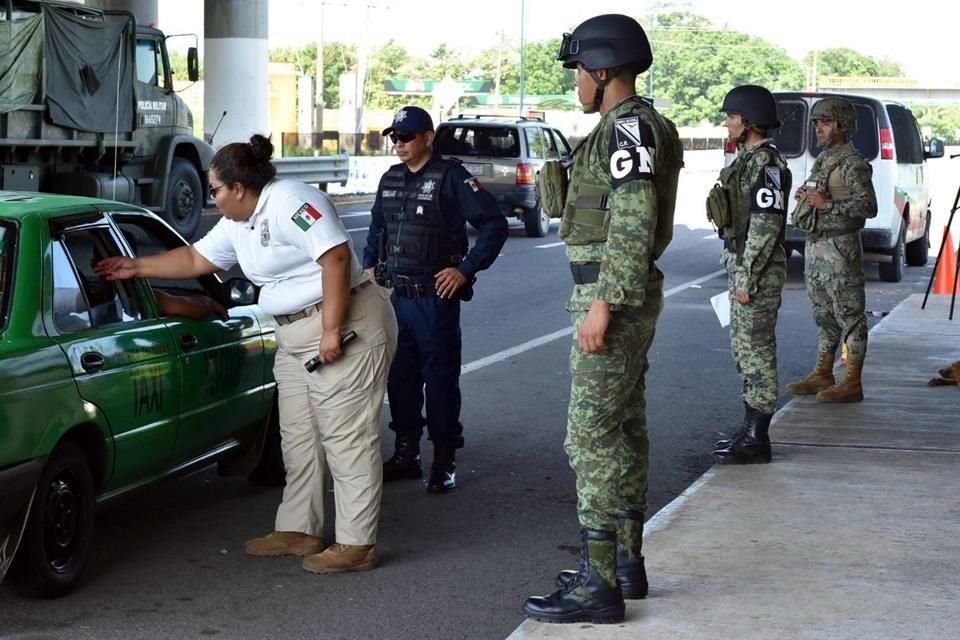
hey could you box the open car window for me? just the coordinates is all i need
[54,228,145,333]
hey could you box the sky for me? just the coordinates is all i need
[158,0,958,86]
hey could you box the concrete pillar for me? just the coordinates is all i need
[90,0,158,27]
[203,0,269,147]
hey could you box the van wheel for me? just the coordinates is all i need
[524,205,550,238]
[164,158,203,240]
[8,442,96,598]
[905,215,930,267]
[878,226,905,283]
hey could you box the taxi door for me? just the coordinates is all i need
[46,220,180,490]
[111,215,271,462]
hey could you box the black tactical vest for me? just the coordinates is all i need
[381,158,467,274]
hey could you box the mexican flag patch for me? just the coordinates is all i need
[291,202,322,231]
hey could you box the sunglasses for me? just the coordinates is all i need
[209,183,226,199]
[390,132,418,144]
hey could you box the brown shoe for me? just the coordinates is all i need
[785,351,836,395]
[302,543,376,574]
[816,357,865,403]
[245,531,324,557]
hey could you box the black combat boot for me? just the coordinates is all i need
[555,510,648,599]
[426,445,456,493]
[714,401,752,449]
[523,529,625,624]
[382,433,422,482]
[712,404,772,464]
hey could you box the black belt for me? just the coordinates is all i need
[274,280,373,325]
[570,262,602,285]
[570,260,656,285]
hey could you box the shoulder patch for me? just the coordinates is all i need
[291,202,322,231]
[750,163,786,214]
[608,115,656,188]
[464,176,482,193]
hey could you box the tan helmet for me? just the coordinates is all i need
[811,98,857,133]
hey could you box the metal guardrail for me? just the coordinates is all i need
[273,154,350,186]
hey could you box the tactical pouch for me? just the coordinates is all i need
[537,160,569,217]
[706,182,732,231]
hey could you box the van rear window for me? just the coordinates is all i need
[0,222,15,332]
[435,125,521,158]
[809,102,879,161]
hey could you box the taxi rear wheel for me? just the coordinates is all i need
[247,408,286,487]
[9,442,96,598]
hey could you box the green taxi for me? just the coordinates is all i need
[0,192,282,598]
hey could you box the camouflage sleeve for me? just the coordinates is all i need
[595,112,658,307]
[832,156,877,220]
[736,150,786,293]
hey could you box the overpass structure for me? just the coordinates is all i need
[817,77,960,104]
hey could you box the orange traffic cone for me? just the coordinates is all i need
[933,229,959,295]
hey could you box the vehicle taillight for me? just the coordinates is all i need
[516,163,534,185]
[880,128,894,160]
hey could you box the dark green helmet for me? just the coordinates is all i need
[721,85,780,130]
[557,14,652,74]
[811,97,857,133]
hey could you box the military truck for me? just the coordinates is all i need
[0,0,212,239]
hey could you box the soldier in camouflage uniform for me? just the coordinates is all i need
[707,85,790,465]
[787,98,877,403]
[522,14,683,625]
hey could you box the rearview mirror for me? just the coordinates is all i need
[225,277,258,306]
[187,47,199,82]
[925,138,945,160]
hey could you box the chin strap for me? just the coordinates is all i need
[585,69,613,114]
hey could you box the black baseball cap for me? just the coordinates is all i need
[381,106,434,136]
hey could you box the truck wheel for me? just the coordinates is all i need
[247,407,286,487]
[8,442,96,599]
[905,215,930,267]
[165,158,203,239]
[878,226,905,283]
[524,204,550,238]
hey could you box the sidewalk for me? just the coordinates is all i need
[509,293,960,640]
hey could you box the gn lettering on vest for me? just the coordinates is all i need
[608,115,657,188]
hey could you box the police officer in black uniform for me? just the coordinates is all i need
[363,106,507,493]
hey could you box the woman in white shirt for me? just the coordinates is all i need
[96,135,397,574]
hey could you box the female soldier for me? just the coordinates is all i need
[707,85,790,464]
[96,135,397,573]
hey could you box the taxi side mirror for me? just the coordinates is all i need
[225,277,258,306]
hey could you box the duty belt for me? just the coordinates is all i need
[807,228,859,242]
[274,280,373,325]
[388,273,437,299]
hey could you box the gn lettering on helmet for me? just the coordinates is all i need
[608,116,657,188]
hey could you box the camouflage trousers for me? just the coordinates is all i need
[564,271,664,532]
[727,259,785,414]
[804,233,868,361]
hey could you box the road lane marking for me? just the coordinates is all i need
[461,268,726,375]
[535,241,565,249]
[346,227,367,233]
[339,211,371,219]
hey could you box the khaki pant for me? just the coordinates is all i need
[272,284,397,545]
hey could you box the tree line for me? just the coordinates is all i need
[171,11,958,140]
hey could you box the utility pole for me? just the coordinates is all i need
[518,0,526,116]
[314,1,325,142]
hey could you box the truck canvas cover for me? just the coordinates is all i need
[0,5,135,132]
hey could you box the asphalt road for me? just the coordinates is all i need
[0,200,935,640]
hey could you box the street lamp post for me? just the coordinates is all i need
[518,0,525,116]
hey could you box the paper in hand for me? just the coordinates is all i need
[710,292,730,328]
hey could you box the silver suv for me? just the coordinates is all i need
[435,115,572,237]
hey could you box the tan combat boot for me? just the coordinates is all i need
[785,352,836,395]
[245,531,324,557]
[816,357,864,403]
[302,543,377,574]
